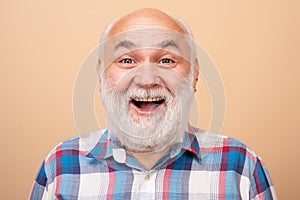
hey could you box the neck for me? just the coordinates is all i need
[130,149,169,170]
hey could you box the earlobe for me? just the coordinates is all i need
[96,59,101,79]
[193,58,199,92]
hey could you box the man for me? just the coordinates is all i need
[30,8,277,199]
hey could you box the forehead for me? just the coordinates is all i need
[112,29,188,49]
[100,28,193,64]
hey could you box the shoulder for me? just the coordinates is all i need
[41,130,106,180]
[44,130,106,161]
[195,130,257,156]
[44,135,82,162]
[195,130,260,172]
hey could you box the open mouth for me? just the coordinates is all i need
[130,97,165,114]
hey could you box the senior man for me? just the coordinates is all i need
[30,8,277,200]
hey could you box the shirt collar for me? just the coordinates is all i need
[87,127,201,162]
[169,126,201,160]
[87,130,117,160]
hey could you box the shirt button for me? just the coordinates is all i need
[144,174,150,180]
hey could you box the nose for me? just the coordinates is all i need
[133,64,163,88]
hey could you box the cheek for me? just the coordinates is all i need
[104,65,135,92]
[104,66,126,86]
[173,59,191,79]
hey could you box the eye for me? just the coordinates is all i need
[119,58,135,64]
[159,58,175,64]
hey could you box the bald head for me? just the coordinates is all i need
[107,8,188,38]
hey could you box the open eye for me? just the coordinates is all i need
[159,58,175,64]
[119,58,135,64]
[158,57,177,68]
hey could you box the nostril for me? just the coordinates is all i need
[132,65,162,86]
[133,76,163,88]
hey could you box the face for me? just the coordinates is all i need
[99,17,197,152]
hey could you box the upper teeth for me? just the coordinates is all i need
[132,97,163,102]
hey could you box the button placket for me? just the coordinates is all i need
[139,171,157,200]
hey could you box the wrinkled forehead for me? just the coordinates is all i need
[98,28,195,70]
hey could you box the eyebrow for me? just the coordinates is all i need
[113,39,182,53]
[158,39,180,50]
[114,40,137,50]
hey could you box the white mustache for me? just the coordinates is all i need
[124,87,172,102]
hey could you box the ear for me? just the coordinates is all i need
[96,59,102,91]
[193,58,199,92]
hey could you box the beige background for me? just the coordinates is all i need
[1,0,299,199]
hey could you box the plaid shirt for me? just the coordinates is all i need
[30,128,277,200]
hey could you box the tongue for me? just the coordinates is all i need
[139,102,159,111]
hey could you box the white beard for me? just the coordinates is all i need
[100,74,194,152]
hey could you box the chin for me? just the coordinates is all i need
[106,102,188,152]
